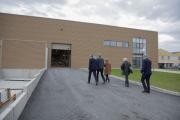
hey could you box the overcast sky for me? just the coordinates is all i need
[0,0,180,52]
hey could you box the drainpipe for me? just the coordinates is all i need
[0,39,3,68]
[45,44,48,70]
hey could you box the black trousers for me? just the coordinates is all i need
[125,74,129,87]
[88,70,97,83]
[97,69,105,83]
[141,74,151,92]
[105,74,110,82]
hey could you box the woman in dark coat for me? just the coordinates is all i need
[121,58,132,87]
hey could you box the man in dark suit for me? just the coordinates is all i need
[97,55,106,84]
[88,55,98,85]
[141,55,152,93]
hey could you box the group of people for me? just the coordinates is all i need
[88,54,152,93]
[120,55,152,93]
[88,55,111,86]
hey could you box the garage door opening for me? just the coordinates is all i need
[51,44,71,67]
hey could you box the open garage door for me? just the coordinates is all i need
[51,44,71,67]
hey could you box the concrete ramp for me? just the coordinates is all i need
[19,68,180,120]
[0,68,45,120]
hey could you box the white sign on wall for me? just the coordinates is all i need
[52,44,71,50]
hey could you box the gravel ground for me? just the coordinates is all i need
[19,68,180,120]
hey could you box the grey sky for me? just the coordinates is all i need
[0,0,180,52]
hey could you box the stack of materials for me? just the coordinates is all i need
[0,88,16,107]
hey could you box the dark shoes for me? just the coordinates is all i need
[125,84,129,87]
[142,90,147,93]
[87,81,98,86]
[105,80,110,83]
[142,90,150,93]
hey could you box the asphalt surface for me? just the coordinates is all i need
[19,68,180,120]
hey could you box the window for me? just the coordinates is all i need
[161,56,164,60]
[110,41,117,47]
[104,40,110,46]
[103,40,128,48]
[122,42,129,48]
[132,37,146,54]
[139,43,143,49]
[167,56,170,60]
[104,40,116,47]
[117,42,122,47]
[132,54,143,68]
[132,37,147,68]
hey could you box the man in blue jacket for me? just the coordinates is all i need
[88,55,98,85]
[141,55,152,93]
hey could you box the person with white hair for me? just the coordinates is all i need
[141,54,152,93]
[121,57,132,87]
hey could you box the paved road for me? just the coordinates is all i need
[19,68,180,120]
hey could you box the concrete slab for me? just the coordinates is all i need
[19,68,180,120]
[0,69,41,79]
[0,81,28,89]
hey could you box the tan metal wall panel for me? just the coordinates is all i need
[2,40,45,68]
[0,13,158,68]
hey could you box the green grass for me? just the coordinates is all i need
[111,69,180,92]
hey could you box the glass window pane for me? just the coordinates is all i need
[117,42,122,47]
[139,38,142,43]
[140,43,143,49]
[136,38,139,43]
[143,39,146,44]
[127,42,129,47]
[136,43,140,48]
[138,38,140,43]
[122,42,128,48]
[133,43,136,48]
[104,40,109,46]
[111,41,117,46]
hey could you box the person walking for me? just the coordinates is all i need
[104,59,111,83]
[121,58,132,87]
[88,55,98,85]
[141,55,152,93]
[97,55,106,84]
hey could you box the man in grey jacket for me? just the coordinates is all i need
[97,55,106,84]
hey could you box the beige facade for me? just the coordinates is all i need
[0,13,158,69]
[159,49,180,69]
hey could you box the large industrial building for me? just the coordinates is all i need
[0,13,158,69]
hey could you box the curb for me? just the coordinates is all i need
[153,69,180,74]
[80,68,180,97]
[110,75,180,97]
